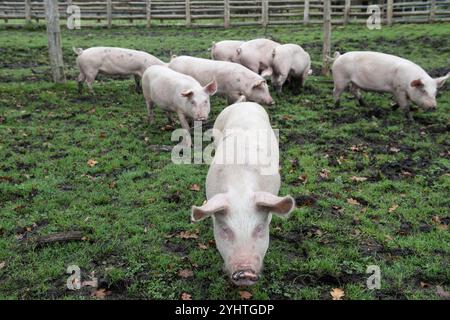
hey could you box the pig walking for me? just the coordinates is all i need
[210,40,245,62]
[236,38,281,77]
[142,65,217,146]
[169,56,274,105]
[271,44,311,93]
[332,51,449,120]
[191,102,295,286]
[73,47,165,95]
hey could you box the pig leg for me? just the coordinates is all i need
[77,72,86,95]
[176,110,192,147]
[165,111,176,124]
[134,75,142,94]
[350,85,366,107]
[394,90,413,122]
[85,71,98,96]
[333,82,347,108]
[144,98,154,124]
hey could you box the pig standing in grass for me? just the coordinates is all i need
[73,47,165,95]
[271,44,312,93]
[142,65,217,146]
[169,56,274,105]
[235,38,281,77]
[332,51,450,120]
[191,102,295,286]
[210,40,245,62]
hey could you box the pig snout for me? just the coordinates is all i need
[231,268,260,286]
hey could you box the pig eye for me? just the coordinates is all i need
[219,226,233,241]
[253,224,266,238]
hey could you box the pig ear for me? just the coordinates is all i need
[236,47,242,55]
[191,193,228,222]
[253,80,266,88]
[181,89,194,98]
[261,68,273,78]
[254,192,295,217]
[435,72,449,89]
[410,79,424,87]
[204,79,218,96]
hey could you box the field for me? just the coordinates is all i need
[0,22,449,300]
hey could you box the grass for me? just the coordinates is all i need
[0,22,449,300]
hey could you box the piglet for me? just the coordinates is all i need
[142,65,217,146]
[73,46,165,95]
[191,102,296,286]
[332,51,449,121]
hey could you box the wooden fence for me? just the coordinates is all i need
[0,0,449,27]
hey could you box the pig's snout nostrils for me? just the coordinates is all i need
[232,269,259,282]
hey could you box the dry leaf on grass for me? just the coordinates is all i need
[189,184,201,192]
[388,204,399,213]
[319,169,330,180]
[330,288,345,300]
[0,261,5,270]
[420,281,430,288]
[82,278,98,288]
[347,198,360,206]
[91,288,111,299]
[350,176,368,182]
[198,243,208,250]
[298,175,308,184]
[180,292,192,300]
[178,269,194,279]
[178,229,199,239]
[87,159,98,167]
[239,291,252,300]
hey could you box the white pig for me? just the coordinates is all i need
[169,56,274,105]
[73,47,165,95]
[236,38,281,77]
[210,40,245,62]
[271,44,312,93]
[332,51,449,120]
[191,102,296,286]
[142,65,217,146]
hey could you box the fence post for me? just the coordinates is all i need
[186,0,191,27]
[224,0,230,28]
[429,0,436,22]
[25,0,31,24]
[387,0,393,26]
[304,0,310,25]
[262,0,269,27]
[146,0,151,28]
[322,0,331,76]
[44,0,66,83]
[107,0,112,28]
[343,0,351,25]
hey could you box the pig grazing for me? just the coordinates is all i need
[332,51,449,120]
[169,56,273,105]
[236,38,281,77]
[142,65,217,146]
[271,44,312,93]
[191,102,295,286]
[73,47,165,95]
[210,40,244,62]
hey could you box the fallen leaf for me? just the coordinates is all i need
[198,243,208,250]
[239,291,252,300]
[0,261,5,269]
[389,147,400,153]
[298,175,308,184]
[178,269,194,278]
[160,124,174,131]
[347,198,360,206]
[420,281,429,288]
[330,288,345,300]
[87,108,96,114]
[388,204,399,213]
[91,288,111,299]
[178,229,199,239]
[189,184,201,192]
[82,278,98,288]
[436,286,450,300]
[99,132,107,139]
[109,181,117,189]
[87,159,98,167]
[180,292,192,300]
[319,168,330,180]
[350,176,368,182]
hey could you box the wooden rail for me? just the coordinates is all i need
[0,0,449,27]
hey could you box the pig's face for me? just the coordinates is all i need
[181,79,217,121]
[408,78,438,110]
[191,192,295,286]
[246,79,274,106]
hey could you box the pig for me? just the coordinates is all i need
[271,44,312,93]
[142,65,217,146]
[169,56,274,105]
[73,47,165,95]
[332,51,450,121]
[210,40,245,62]
[191,102,296,286]
[235,38,281,77]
